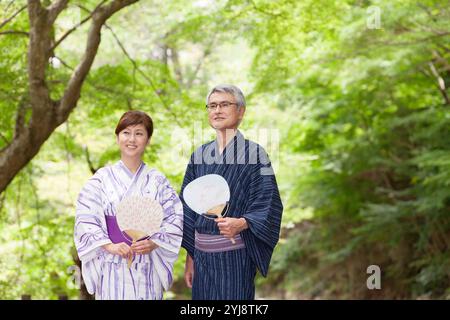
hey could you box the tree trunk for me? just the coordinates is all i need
[0,0,140,194]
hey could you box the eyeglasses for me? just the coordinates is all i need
[205,101,237,112]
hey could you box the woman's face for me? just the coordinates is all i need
[117,124,149,159]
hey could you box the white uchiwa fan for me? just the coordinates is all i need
[183,174,234,243]
[116,195,163,267]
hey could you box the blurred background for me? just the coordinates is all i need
[0,0,449,299]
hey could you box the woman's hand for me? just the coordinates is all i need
[102,242,132,259]
[130,239,159,255]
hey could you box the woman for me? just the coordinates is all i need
[74,110,183,300]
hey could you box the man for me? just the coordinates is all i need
[180,84,283,300]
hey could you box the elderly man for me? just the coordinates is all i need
[180,84,283,300]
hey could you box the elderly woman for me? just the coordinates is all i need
[74,110,183,300]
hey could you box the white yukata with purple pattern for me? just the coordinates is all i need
[74,161,183,300]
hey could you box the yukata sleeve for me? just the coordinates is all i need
[74,170,111,294]
[149,173,184,290]
[241,147,283,276]
[179,154,197,259]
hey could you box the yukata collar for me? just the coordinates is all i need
[118,160,145,179]
[214,130,244,154]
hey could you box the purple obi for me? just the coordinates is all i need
[195,231,245,253]
[105,215,148,246]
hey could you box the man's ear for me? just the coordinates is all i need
[147,137,151,145]
[238,106,246,120]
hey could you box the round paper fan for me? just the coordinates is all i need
[183,174,230,215]
[116,195,163,242]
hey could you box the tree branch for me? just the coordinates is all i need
[5,0,17,12]
[0,0,140,194]
[83,146,99,174]
[168,45,183,85]
[432,50,450,73]
[55,55,136,98]
[316,31,450,65]
[0,30,29,36]
[50,1,107,52]
[411,18,450,38]
[27,0,55,129]
[57,0,139,123]
[104,23,183,126]
[0,132,9,145]
[47,0,69,25]
[0,4,27,30]
[428,61,450,105]
[417,3,442,24]
[372,32,450,47]
[14,96,29,138]
[185,36,216,89]
[250,0,285,17]
[436,43,450,54]
[52,55,74,70]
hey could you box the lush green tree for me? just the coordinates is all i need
[244,0,450,299]
[1,0,449,299]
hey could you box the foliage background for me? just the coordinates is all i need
[0,0,449,299]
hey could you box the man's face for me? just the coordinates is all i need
[207,92,245,130]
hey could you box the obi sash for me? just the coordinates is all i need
[105,215,148,246]
[195,231,245,253]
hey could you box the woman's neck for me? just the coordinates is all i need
[121,157,142,173]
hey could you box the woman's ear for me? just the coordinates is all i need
[147,137,151,145]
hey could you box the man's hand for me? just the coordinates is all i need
[184,254,194,288]
[102,242,132,259]
[215,217,248,239]
[130,239,159,255]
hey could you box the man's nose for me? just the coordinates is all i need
[213,106,223,113]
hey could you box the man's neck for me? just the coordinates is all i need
[121,157,142,174]
[216,128,238,153]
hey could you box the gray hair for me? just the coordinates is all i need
[206,84,246,109]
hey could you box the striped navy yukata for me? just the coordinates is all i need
[181,130,283,300]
